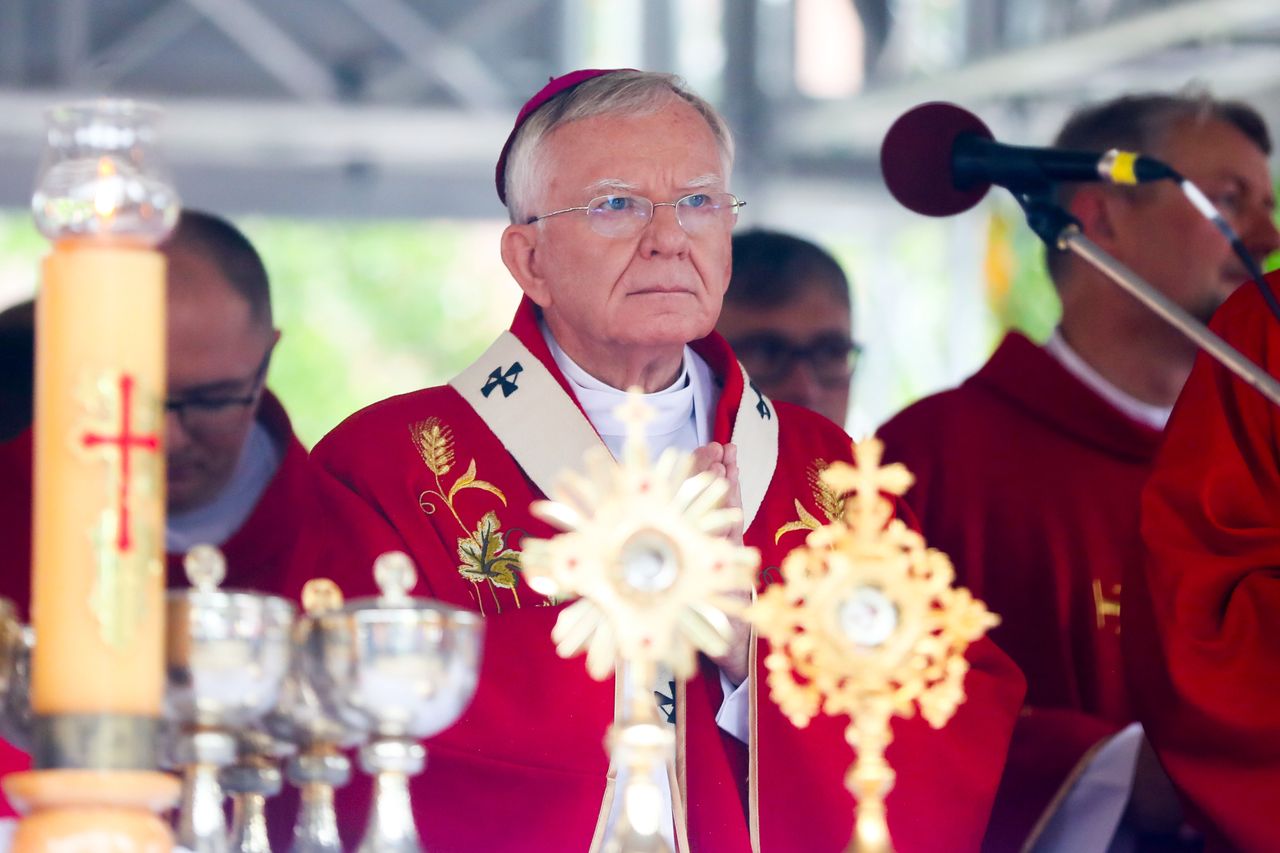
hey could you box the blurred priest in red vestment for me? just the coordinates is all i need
[878,92,1280,850]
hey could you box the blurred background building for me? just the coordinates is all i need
[1,0,1278,441]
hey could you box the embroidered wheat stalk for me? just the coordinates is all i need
[414,417,455,476]
[809,459,844,522]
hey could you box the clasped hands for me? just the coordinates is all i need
[690,441,751,687]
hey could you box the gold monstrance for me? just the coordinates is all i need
[521,393,759,853]
[748,438,999,853]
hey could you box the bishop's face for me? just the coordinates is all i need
[510,100,734,374]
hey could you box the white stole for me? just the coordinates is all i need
[449,330,778,531]
[448,330,779,852]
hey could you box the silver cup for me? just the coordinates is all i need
[265,579,364,853]
[304,552,483,853]
[166,544,295,853]
[0,610,32,752]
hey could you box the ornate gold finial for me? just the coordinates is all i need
[747,437,998,853]
[521,391,760,682]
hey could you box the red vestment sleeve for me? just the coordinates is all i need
[983,708,1120,851]
[1129,278,1280,852]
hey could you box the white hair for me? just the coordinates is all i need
[503,71,736,224]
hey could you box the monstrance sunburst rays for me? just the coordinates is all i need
[521,393,760,683]
[747,438,999,853]
[520,391,760,853]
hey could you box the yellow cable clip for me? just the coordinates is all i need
[1103,149,1140,185]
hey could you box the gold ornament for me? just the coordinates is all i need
[521,390,759,853]
[748,438,998,853]
[521,392,759,683]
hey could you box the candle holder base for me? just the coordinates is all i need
[3,768,180,853]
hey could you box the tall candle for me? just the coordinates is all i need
[30,241,166,715]
[5,100,182,852]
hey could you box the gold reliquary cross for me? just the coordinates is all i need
[747,438,999,853]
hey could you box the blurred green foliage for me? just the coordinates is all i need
[243,218,519,447]
[991,201,1062,343]
[0,213,520,447]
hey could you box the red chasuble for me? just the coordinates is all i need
[0,432,32,818]
[160,393,311,593]
[878,332,1161,848]
[280,298,1024,853]
[1128,274,1280,852]
[0,428,33,622]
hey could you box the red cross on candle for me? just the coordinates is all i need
[82,374,159,552]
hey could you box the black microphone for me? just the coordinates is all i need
[880,102,1178,217]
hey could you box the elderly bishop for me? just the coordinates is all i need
[283,69,1025,852]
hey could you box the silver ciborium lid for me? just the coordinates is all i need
[165,544,296,730]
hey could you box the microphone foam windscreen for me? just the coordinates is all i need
[880,102,994,217]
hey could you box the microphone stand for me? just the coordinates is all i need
[1013,189,1280,410]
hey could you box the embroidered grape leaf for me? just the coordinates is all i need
[457,511,522,591]
[412,417,454,476]
[447,459,508,507]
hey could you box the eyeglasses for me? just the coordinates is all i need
[527,192,746,238]
[164,345,273,435]
[731,333,861,388]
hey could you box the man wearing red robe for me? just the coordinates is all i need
[717,229,858,428]
[878,94,1280,850]
[0,212,309,813]
[1129,271,1280,852]
[0,210,307,608]
[284,68,1024,852]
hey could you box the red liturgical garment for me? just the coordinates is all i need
[879,331,1162,848]
[1129,273,1280,852]
[278,297,1025,852]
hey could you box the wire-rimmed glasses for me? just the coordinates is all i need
[528,192,745,238]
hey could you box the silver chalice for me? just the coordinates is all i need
[165,544,295,853]
[304,552,483,853]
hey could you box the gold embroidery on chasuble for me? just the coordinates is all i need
[1093,579,1121,634]
[410,417,524,614]
[774,458,844,544]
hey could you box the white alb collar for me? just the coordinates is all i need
[1044,329,1172,430]
[541,322,713,454]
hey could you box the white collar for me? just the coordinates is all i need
[166,418,282,552]
[1044,329,1172,430]
[541,323,713,456]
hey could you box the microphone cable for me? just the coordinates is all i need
[1091,149,1277,324]
[1173,174,1280,326]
